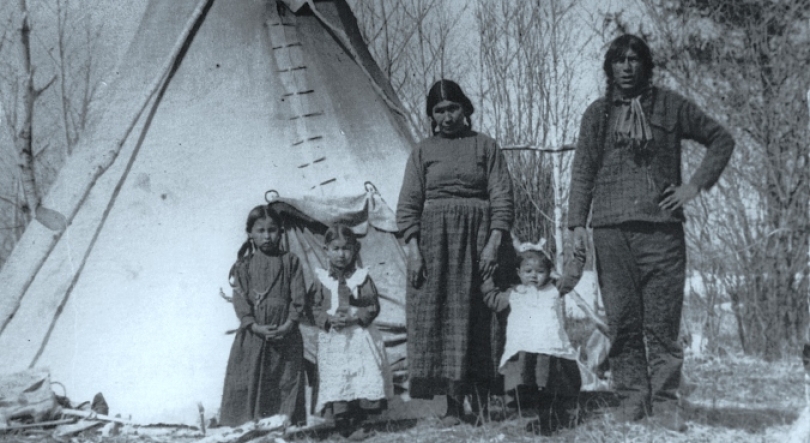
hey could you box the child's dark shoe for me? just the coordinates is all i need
[527,407,575,435]
[439,415,462,427]
[525,417,554,436]
[462,413,485,427]
[335,418,354,438]
[347,426,374,441]
[646,410,688,433]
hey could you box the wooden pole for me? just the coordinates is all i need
[0,0,215,345]
[790,87,810,443]
[60,408,132,425]
[803,88,810,407]
[500,144,575,273]
[0,418,76,432]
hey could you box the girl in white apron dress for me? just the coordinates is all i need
[484,248,582,435]
[310,224,393,440]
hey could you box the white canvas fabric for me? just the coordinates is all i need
[0,0,412,425]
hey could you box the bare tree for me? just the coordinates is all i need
[0,0,103,267]
[475,0,593,271]
[612,0,810,359]
[52,0,103,155]
[8,0,57,224]
[349,0,599,271]
[349,0,469,138]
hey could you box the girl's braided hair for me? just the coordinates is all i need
[230,205,284,287]
[236,205,283,260]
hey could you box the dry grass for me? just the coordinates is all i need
[3,351,802,443]
[283,410,793,443]
[9,354,803,443]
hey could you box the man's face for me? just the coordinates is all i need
[612,48,645,94]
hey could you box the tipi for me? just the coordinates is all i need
[0,0,413,425]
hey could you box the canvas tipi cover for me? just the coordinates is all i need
[0,0,413,425]
[264,191,407,375]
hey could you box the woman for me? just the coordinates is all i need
[397,79,514,426]
[567,35,734,432]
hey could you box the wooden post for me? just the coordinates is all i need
[551,151,564,275]
[790,87,810,443]
[803,88,810,408]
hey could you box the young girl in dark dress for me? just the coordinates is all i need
[219,205,306,426]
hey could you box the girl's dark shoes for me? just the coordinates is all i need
[439,413,487,428]
[646,410,688,433]
[525,417,553,436]
[526,407,574,436]
[347,426,374,441]
[336,418,355,438]
[439,415,462,427]
[336,417,376,440]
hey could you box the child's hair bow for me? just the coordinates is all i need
[515,238,546,253]
[511,233,549,256]
[511,233,559,278]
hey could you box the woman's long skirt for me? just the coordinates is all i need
[407,198,501,399]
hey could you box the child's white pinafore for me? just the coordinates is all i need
[499,284,579,370]
[315,268,393,413]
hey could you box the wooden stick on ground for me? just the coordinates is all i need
[53,419,104,438]
[0,418,76,431]
[60,408,132,425]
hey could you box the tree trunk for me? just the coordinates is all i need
[552,150,564,275]
[15,0,39,219]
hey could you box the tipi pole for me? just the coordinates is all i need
[0,0,215,336]
[27,0,217,367]
[800,88,810,410]
[304,0,407,118]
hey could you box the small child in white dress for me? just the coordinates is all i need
[484,248,582,435]
[310,224,393,440]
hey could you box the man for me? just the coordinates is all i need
[567,34,734,432]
